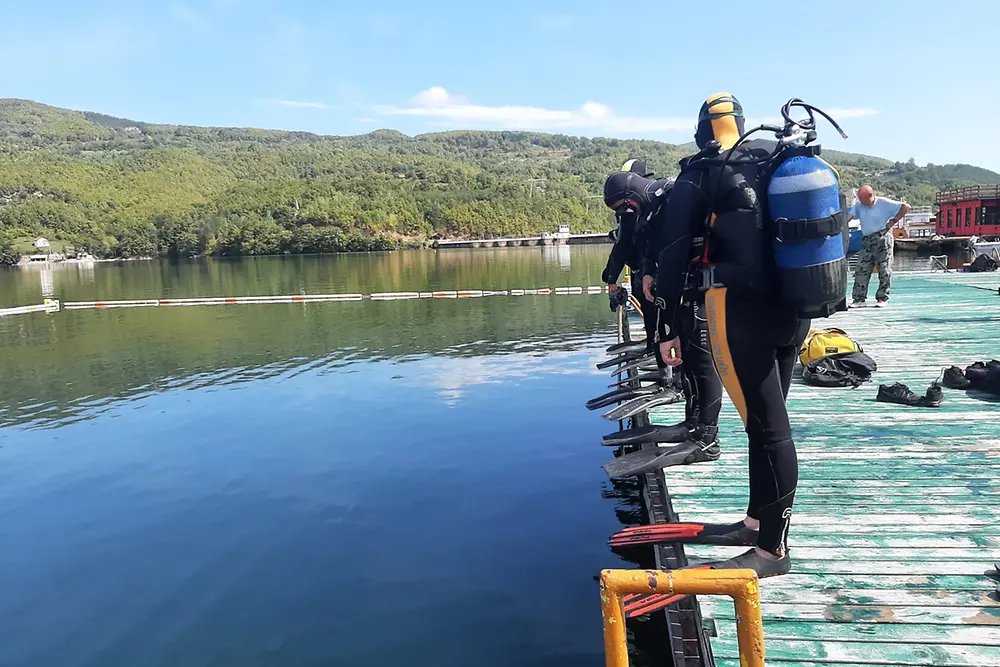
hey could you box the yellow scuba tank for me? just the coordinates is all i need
[799,328,861,366]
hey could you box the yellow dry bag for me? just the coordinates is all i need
[799,328,861,366]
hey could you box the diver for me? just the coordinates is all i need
[648,93,815,577]
[601,159,670,372]
[600,164,723,467]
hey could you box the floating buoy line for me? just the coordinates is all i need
[1,286,615,317]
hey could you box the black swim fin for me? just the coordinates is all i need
[607,370,665,389]
[607,339,647,354]
[587,384,662,411]
[596,348,650,370]
[610,357,659,377]
[609,520,757,548]
[699,548,791,579]
[601,422,693,446]
[602,389,683,421]
[602,439,720,478]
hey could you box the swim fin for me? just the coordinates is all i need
[615,564,713,617]
[607,340,647,354]
[602,439,720,478]
[700,547,791,579]
[602,389,683,421]
[621,592,686,618]
[587,384,662,411]
[610,357,659,377]
[609,521,757,548]
[596,348,650,370]
[602,422,692,446]
[607,370,665,389]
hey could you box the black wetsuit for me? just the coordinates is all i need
[602,174,675,370]
[601,210,663,367]
[641,210,723,435]
[653,140,809,555]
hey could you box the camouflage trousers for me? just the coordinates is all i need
[852,231,893,302]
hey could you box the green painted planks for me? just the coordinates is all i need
[689,559,993,575]
[701,601,1000,627]
[708,632,1000,665]
[724,620,1000,646]
[699,584,996,608]
[628,274,1000,662]
[687,546,997,562]
[711,573,993,592]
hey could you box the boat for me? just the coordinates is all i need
[968,235,1000,260]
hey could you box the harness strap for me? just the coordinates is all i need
[775,210,847,242]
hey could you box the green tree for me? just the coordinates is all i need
[0,237,20,266]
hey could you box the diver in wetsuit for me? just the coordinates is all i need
[651,93,809,577]
[601,159,670,372]
[603,167,722,450]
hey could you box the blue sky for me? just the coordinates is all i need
[7,0,1000,170]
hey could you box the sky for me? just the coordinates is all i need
[7,0,1000,170]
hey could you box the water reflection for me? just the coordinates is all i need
[0,248,620,430]
[541,244,573,270]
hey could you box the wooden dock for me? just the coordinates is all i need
[640,271,1000,666]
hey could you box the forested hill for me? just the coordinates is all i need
[2,98,999,263]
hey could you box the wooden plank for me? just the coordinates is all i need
[674,501,999,515]
[699,584,997,608]
[756,535,1000,549]
[669,488,1000,499]
[730,620,1000,646]
[701,600,1000,626]
[668,482,999,495]
[687,546,998,563]
[689,558,993,576]
[724,573,994,592]
[709,633,1000,665]
[675,514,995,528]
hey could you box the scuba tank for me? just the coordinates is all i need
[767,152,849,319]
[687,98,852,318]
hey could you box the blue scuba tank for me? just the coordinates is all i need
[767,154,849,318]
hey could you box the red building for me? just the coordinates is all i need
[935,185,1000,237]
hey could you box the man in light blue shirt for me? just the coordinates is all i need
[848,185,910,306]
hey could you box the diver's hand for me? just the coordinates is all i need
[642,274,654,302]
[659,337,683,367]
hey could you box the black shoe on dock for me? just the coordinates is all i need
[943,366,972,389]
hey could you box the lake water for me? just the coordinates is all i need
[0,246,960,667]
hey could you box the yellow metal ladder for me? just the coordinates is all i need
[598,568,765,667]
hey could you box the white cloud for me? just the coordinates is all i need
[411,86,466,108]
[378,87,692,134]
[376,88,880,137]
[171,4,210,31]
[262,98,332,109]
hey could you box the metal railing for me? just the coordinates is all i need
[936,185,1000,204]
[599,568,764,667]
